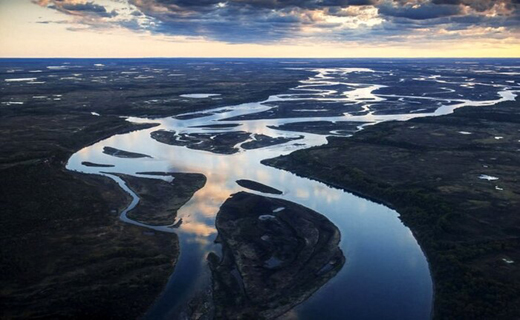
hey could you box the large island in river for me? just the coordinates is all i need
[209,192,345,319]
[264,98,520,320]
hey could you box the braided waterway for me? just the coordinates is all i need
[67,64,518,319]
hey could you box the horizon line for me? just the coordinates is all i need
[1,56,520,59]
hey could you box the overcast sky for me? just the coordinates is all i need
[1,0,519,57]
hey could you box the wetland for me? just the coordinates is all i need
[2,58,519,319]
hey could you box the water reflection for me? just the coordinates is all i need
[67,65,519,319]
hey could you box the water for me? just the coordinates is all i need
[66,63,519,320]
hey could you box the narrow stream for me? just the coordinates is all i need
[67,65,518,320]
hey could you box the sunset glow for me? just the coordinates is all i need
[1,0,519,57]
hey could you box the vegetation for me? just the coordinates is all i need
[117,172,206,225]
[264,99,520,319]
[210,192,344,319]
[0,116,179,319]
[0,60,307,319]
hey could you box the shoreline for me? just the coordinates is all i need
[3,59,518,319]
[262,97,520,319]
[1,60,311,319]
[0,115,181,319]
[261,157,437,319]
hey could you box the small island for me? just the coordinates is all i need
[114,172,207,226]
[103,146,152,159]
[236,179,283,195]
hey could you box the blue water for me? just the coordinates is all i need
[24,59,515,319]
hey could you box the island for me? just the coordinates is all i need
[208,192,345,319]
[115,172,206,225]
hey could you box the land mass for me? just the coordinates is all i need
[151,130,303,154]
[241,134,303,150]
[115,172,206,226]
[0,60,307,319]
[269,121,369,136]
[208,192,345,319]
[0,117,178,319]
[151,130,251,154]
[236,179,283,195]
[103,146,153,159]
[0,60,311,118]
[82,161,115,167]
[263,98,520,319]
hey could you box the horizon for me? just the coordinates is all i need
[1,0,520,58]
[2,57,520,60]
[2,6,520,319]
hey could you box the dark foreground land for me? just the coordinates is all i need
[174,192,344,320]
[0,117,180,319]
[0,59,307,319]
[209,192,344,319]
[264,99,520,319]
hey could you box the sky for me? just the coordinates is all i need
[0,0,519,57]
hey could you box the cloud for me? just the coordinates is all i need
[378,3,462,20]
[34,0,118,18]
[125,0,389,42]
[31,0,520,45]
[432,0,519,12]
[61,2,118,17]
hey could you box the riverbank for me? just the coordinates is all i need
[0,116,181,319]
[263,98,520,319]
[210,192,345,319]
[0,60,308,319]
[116,172,207,226]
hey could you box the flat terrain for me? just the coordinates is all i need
[0,59,310,118]
[264,98,520,319]
[2,58,518,319]
[151,130,302,154]
[103,146,153,158]
[151,130,252,154]
[269,121,369,136]
[208,192,344,319]
[117,172,206,225]
[0,59,306,319]
[241,134,303,150]
[0,117,179,319]
[236,179,283,195]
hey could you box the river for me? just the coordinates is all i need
[67,64,518,320]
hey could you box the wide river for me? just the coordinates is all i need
[67,65,518,319]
